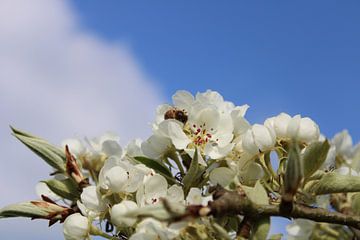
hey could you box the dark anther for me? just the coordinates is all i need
[105,221,114,232]
[117,233,128,240]
[175,172,184,182]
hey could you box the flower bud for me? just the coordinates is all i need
[288,115,320,143]
[63,213,90,240]
[242,124,276,155]
[265,113,320,144]
[264,113,291,138]
[111,200,138,227]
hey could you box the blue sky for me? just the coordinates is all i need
[72,1,360,140]
[1,1,360,239]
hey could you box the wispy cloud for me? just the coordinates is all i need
[0,0,163,238]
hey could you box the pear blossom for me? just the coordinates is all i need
[99,156,153,193]
[136,174,184,207]
[144,90,251,161]
[125,138,144,157]
[129,218,179,240]
[209,167,236,187]
[77,186,107,217]
[62,132,122,172]
[63,213,90,240]
[265,113,320,144]
[7,89,360,240]
[242,124,276,156]
[186,188,213,205]
[141,133,174,160]
[332,130,353,158]
[111,200,139,227]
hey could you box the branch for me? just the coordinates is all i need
[187,189,360,230]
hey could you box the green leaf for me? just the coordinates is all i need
[242,181,268,205]
[11,127,66,172]
[42,178,80,201]
[284,142,302,196]
[250,217,270,240]
[134,156,173,177]
[302,140,330,180]
[209,167,235,187]
[0,202,47,219]
[268,233,283,240]
[10,126,38,138]
[182,148,200,195]
[0,202,62,220]
[306,172,360,195]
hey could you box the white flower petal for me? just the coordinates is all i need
[102,140,122,157]
[204,143,234,159]
[167,185,184,203]
[172,90,194,111]
[287,115,301,139]
[111,200,138,227]
[209,167,235,187]
[274,113,291,138]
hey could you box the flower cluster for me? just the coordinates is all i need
[2,90,360,240]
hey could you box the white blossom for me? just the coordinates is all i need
[242,124,276,156]
[209,167,236,187]
[186,188,213,205]
[332,130,353,158]
[143,90,251,161]
[265,113,320,143]
[78,186,107,217]
[136,174,184,207]
[111,200,139,227]
[62,132,123,172]
[129,218,179,240]
[63,213,90,240]
[99,156,153,193]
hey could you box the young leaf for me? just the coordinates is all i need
[306,172,360,195]
[302,140,330,180]
[42,178,80,201]
[242,181,268,205]
[0,202,49,219]
[182,148,200,195]
[283,142,303,198]
[11,127,66,172]
[0,201,64,220]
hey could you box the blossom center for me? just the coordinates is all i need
[190,123,219,147]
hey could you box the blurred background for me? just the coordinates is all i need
[1,0,360,239]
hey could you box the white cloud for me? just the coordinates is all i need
[0,0,163,238]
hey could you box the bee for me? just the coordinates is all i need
[164,108,188,124]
